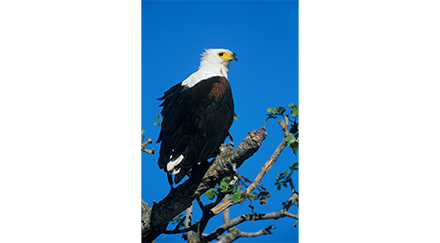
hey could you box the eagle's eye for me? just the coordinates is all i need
[218,52,224,57]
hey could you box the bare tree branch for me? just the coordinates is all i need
[184,203,198,243]
[218,225,275,243]
[211,135,287,215]
[142,137,156,155]
[217,203,275,243]
[142,127,267,242]
[203,210,297,242]
[204,170,298,243]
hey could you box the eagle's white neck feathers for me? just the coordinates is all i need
[199,49,232,73]
[182,48,235,88]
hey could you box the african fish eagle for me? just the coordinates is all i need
[157,48,238,186]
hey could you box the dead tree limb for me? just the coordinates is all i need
[204,186,299,242]
[142,137,156,155]
[142,127,267,242]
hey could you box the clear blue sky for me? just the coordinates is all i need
[142,0,298,242]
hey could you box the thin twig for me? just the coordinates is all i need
[142,137,155,155]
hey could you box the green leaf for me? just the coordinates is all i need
[153,114,162,126]
[276,106,286,115]
[292,106,299,118]
[219,179,233,193]
[276,184,281,190]
[204,188,217,200]
[220,186,229,193]
[233,113,239,120]
[291,140,299,154]
[289,162,299,171]
[286,133,299,154]
[288,103,295,108]
[235,184,242,193]
[267,107,277,114]
[171,214,183,224]
[231,192,242,202]
[285,134,296,146]
[141,130,145,135]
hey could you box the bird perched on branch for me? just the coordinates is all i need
[157,48,238,186]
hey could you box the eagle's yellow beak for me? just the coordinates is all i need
[220,51,238,62]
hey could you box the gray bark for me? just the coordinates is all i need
[141,127,267,242]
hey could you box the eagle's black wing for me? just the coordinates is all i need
[157,76,234,184]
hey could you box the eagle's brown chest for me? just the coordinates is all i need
[207,77,231,99]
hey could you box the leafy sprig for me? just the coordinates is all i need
[275,162,298,190]
[266,103,299,154]
[204,177,242,203]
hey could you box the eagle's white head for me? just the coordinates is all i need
[199,48,238,72]
[182,48,238,88]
